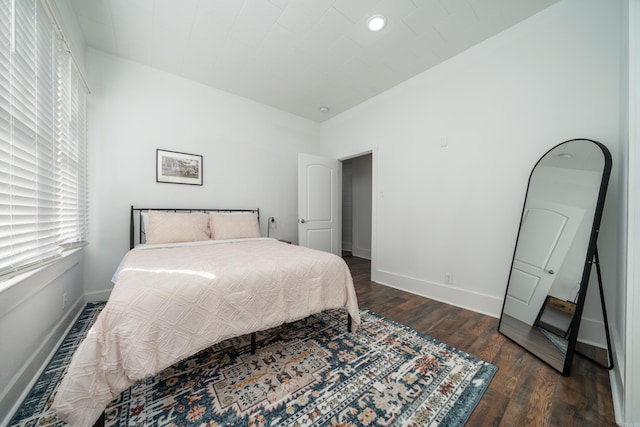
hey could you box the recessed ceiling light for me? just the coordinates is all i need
[319,106,330,113]
[368,15,386,32]
[558,153,573,159]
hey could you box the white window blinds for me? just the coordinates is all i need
[56,38,88,247]
[0,0,88,278]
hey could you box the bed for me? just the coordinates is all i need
[51,207,360,426]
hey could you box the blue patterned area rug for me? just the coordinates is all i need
[10,302,497,426]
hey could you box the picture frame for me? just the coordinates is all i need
[156,149,203,186]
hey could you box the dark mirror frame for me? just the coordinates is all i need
[498,138,612,376]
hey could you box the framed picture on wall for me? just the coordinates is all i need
[156,149,203,185]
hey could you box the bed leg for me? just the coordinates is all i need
[347,314,352,333]
[251,332,256,354]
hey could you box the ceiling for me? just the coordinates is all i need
[69,0,559,122]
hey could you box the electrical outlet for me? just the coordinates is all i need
[62,292,68,310]
[445,273,453,284]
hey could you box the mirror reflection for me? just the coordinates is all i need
[499,139,611,375]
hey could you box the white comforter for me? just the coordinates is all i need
[52,238,360,426]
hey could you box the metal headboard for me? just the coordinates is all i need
[130,205,260,249]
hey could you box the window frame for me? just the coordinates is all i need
[0,0,89,281]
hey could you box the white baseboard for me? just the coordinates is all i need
[0,296,84,427]
[372,268,503,318]
[608,328,626,426]
[610,363,625,426]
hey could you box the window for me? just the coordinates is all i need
[0,0,88,279]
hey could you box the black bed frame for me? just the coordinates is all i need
[130,206,260,249]
[128,206,353,354]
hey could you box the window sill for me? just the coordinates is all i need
[0,248,84,295]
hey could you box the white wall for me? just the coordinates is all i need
[319,0,621,327]
[84,50,320,297]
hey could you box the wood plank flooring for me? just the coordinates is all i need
[344,255,617,427]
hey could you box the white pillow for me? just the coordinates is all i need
[140,211,149,234]
[146,210,210,244]
[209,212,260,240]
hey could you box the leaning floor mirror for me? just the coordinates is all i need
[498,138,612,376]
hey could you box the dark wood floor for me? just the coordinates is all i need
[344,255,617,427]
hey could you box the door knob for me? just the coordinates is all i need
[546,269,555,275]
[300,219,306,223]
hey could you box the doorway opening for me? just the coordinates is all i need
[341,153,372,260]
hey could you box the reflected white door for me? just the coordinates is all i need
[298,153,340,255]
[504,200,585,325]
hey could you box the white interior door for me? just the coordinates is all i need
[504,200,585,325]
[298,153,340,255]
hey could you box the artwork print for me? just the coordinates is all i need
[156,149,203,185]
